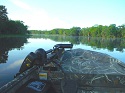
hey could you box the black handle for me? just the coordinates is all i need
[54,44,73,48]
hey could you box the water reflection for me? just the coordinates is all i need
[0,36,28,63]
[31,35,125,52]
[0,35,125,64]
[0,35,124,90]
[0,59,23,72]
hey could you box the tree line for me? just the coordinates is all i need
[1,5,124,37]
[30,24,125,38]
[0,5,28,35]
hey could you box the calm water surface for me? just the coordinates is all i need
[0,35,125,87]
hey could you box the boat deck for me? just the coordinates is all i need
[43,48,125,93]
[1,48,125,93]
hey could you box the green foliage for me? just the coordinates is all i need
[0,5,28,35]
[101,26,108,37]
[29,24,125,38]
[0,20,28,35]
[80,28,89,36]
[107,24,117,37]
[0,5,8,22]
[118,25,125,38]
[70,27,81,36]
[1,5,125,37]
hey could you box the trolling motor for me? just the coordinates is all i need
[19,48,47,73]
[19,44,73,74]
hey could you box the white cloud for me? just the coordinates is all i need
[8,0,72,30]
[10,8,72,30]
[27,16,71,30]
[9,0,31,10]
[0,59,23,72]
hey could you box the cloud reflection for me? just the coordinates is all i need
[0,59,23,72]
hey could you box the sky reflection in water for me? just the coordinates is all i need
[0,36,125,87]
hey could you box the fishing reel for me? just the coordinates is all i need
[19,48,47,73]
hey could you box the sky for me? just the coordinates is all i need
[0,0,125,30]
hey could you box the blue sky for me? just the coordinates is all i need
[0,0,125,30]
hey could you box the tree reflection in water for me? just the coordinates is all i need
[0,36,28,63]
[1,35,125,63]
[31,35,125,52]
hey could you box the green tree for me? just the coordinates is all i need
[64,29,70,35]
[97,25,102,36]
[0,5,8,22]
[101,26,108,37]
[51,29,59,34]
[0,6,28,35]
[89,26,98,37]
[108,24,117,37]
[6,20,28,34]
[58,29,64,35]
[80,28,90,36]
[70,27,81,36]
[118,24,125,38]
[0,5,8,34]
[15,20,28,34]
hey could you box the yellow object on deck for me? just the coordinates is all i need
[39,73,47,80]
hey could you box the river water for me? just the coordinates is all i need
[0,35,125,87]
